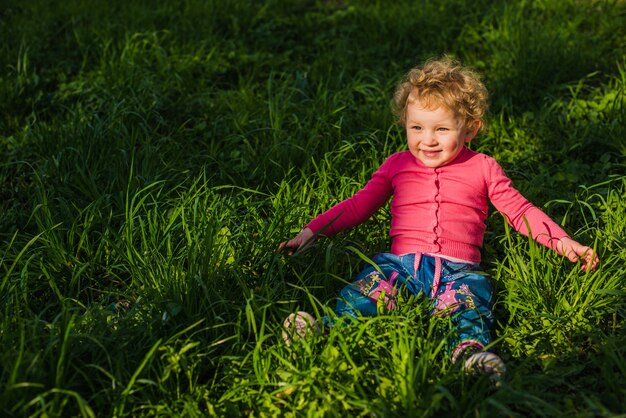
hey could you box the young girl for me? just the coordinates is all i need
[279,56,599,381]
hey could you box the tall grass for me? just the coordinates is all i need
[1,0,625,416]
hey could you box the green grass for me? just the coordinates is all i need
[1,0,625,416]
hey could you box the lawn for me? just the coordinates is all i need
[1,0,625,416]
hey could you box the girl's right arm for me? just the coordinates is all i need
[278,227,314,256]
[279,153,398,255]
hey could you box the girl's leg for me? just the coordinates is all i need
[288,253,417,343]
[334,253,418,320]
[425,258,504,382]
[430,262,494,361]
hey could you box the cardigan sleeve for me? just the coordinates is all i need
[485,156,569,250]
[306,155,396,237]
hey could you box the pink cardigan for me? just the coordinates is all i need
[306,147,569,263]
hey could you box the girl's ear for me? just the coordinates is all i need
[464,120,482,143]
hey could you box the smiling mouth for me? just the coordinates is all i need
[421,150,441,158]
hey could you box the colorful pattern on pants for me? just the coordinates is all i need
[332,253,493,358]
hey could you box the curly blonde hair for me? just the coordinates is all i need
[393,56,489,131]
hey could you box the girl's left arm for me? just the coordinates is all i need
[486,157,600,271]
[556,236,599,272]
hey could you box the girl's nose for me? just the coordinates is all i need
[422,131,437,145]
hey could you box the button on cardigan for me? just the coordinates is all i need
[306,147,569,263]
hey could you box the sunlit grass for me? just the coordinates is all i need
[1,0,625,416]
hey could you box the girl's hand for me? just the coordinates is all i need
[556,236,600,272]
[278,227,315,256]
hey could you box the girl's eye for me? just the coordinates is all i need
[437,127,449,132]
[412,126,422,131]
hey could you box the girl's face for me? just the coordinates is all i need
[405,100,480,168]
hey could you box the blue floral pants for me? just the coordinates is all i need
[328,252,494,361]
